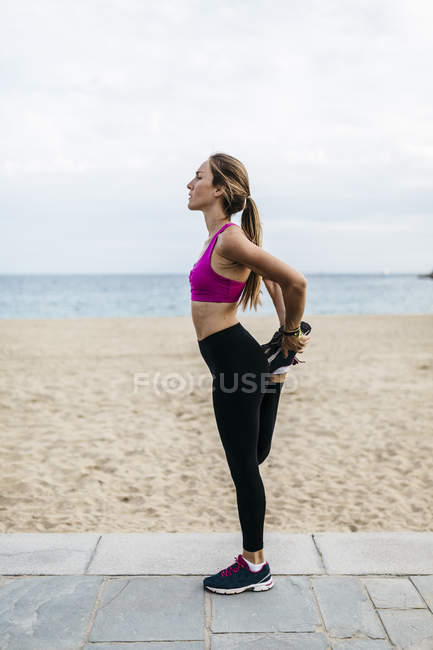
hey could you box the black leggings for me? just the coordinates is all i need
[198,322,283,552]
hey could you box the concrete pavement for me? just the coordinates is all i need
[0,532,433,649]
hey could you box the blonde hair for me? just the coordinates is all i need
[208,152,263,311]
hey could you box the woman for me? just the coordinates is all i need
[187,153,310,595]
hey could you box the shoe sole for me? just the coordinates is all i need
[204,577,274,594]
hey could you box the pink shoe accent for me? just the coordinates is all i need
[220,555,243,577]
[219,554,268,577]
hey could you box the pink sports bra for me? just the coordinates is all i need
[189,222,247,303]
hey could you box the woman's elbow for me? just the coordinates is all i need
[294,277,307,293]
[281,274,307,291]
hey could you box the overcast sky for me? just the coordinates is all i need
[1,0,432,274]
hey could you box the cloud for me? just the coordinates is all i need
[265,218,414,233]
[0,0,432,272]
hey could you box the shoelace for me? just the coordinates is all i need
[220,555,243,578]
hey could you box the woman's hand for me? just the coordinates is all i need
[281,332,311,358]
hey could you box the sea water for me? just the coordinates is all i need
[0,273,432,319]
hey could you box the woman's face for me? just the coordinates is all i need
[187,159,220,211]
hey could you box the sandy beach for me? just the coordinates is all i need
[0,314,432,534]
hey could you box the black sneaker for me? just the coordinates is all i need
[203,554,273,595]
[261,321,311,374]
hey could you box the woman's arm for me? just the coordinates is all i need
[218,227,307,332]
[263,278,286,326]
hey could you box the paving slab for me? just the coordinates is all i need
[0,533,100,575]
[88,532,323,575]
[211,632,329,649]
[377,609,433,648]
[88,576,204,642]
[411,575,433,610]
[405,638,433,650]
[211,576,320,633]
[315,532,433,574]
[0,575,102,650]
[311,576,385,638]
[363,577,426,608]
[261,532,325,574]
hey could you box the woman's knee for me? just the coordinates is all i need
[257,446,271,465]
[227,455,261,485]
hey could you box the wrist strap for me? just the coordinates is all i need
[283,325,301,336]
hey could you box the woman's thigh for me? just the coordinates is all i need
[198,321,270,468]
[212,374,264,471]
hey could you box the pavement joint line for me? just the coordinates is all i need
[374,609,393,647]
[359,575,393,645]
[311,533,328,574]
[409,575,433,614]
[79,576,108,650]
[371,607,429,610]
[2,572,433,577]
[204,589,212,650]
[330,635,392,644]
[307,574,332,645]
[84,534,102,574]
[98,579,131,611]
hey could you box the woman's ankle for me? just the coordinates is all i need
[242,549,265,564]
[269,372,286,383]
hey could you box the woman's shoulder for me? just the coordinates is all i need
[219,224,254,250]
[216,223,256,267]
[221,223,249,240]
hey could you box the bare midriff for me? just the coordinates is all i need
[192,302,241,341]
[191,238,251,341]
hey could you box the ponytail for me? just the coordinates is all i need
[238,196,263,312]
